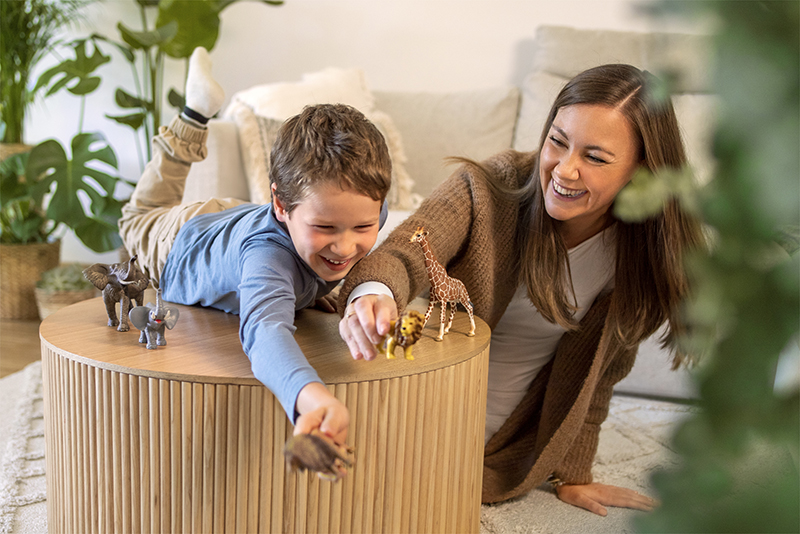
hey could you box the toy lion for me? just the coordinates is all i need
[378,309,425,360]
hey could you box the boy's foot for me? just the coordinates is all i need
[184,47,225,120]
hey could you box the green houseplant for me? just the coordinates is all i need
[65,0,283,172]
[34,262,99,319]
[615,1,799,532]
[0,124,124,319]
[0,0,90,147]
[0,0,98,320]
[1,33,129,255]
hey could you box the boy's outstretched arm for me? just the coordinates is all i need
[294,382,349,445]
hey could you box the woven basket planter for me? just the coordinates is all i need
[0,241,61,320]
[0,142,32,161]
[34,287,99,320]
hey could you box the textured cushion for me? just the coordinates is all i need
[223,68,417,208]
[373,86,520,200]
[514,25,716,184]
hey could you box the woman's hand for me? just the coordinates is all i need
[555,483,658,516]
[339,294,398,361]
[294,382,349,445]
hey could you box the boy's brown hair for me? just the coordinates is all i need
[269,103,392,212]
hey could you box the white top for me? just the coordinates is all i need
[484,227,617,444]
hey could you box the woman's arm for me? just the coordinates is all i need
[553,340,657,515]
[338,169,479,359]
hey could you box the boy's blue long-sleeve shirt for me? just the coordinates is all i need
[160,201,387,423]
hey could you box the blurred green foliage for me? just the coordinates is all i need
[616,1,799,532]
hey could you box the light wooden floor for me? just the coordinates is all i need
[0,318,42,378]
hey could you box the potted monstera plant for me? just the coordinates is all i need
[1,0,284,320]
[0,37,127,319]
[0,0,108,320]
[0,124,127,319]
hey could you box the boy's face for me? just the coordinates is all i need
[273,182,382,282]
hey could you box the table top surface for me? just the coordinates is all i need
[39,296,489,385]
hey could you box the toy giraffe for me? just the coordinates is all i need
[410,226,476,341]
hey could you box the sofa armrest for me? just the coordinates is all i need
[183,119,251,204]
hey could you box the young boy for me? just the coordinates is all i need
[118,48,392,446]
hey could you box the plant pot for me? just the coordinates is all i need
[0,241,61,320]
[0,142,32,161]
[34,287,99,319]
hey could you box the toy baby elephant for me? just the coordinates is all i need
[129,288,180,350]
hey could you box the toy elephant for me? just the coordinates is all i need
[83,255,149,332]
[129,288,180,350]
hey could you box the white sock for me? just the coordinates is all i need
[184,47,225,120]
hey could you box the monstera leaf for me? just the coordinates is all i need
[117,20,178,50]
[155,0,220,58]
[25,133,126,252]
[34,39,111,97]
[155,0,284,59]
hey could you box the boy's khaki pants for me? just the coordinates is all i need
[118,116,246,285]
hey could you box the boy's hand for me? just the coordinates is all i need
[295,382,349,445]
[339,294,398,361]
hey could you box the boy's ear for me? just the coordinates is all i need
[271,183,288,222]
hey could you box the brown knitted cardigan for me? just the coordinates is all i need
[339,150,638,504]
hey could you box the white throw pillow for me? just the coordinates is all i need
[222,68,417,209]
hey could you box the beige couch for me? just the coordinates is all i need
[183,25,715,400]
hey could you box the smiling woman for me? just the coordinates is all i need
[338,63,705,515]
[539,104,641,248]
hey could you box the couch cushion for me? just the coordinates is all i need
[222,68,417,209]
[183,119,251,204]
[373,86,520,200]
[672,93,718,185]
[530,26,712,93]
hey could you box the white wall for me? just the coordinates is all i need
[25,0,705,263]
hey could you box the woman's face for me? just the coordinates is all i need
[539,103,641,247]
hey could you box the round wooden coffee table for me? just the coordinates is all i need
[40,296,490,534]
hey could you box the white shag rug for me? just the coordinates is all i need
[0,362,47,534]
[0,361,695,534]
